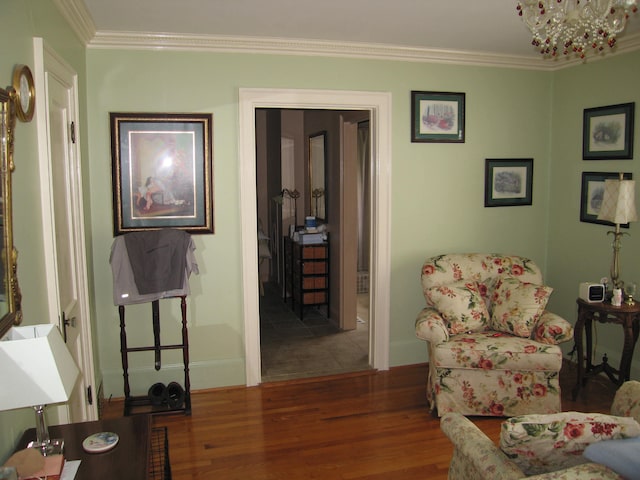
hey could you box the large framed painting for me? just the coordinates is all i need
[484,158,533,207]
[110,112,214,235]
[411,91,465,143]
[583,103,635,160]
[580,171,633,226]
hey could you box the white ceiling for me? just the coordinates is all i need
[80,0,640,60]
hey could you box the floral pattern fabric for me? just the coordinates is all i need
[416,253,573,417]
[441,380,640,479]
[425,280,490,334]
[490,278,553,338]
[500,412,640,475]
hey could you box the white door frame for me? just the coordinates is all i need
[239,88,392,386]
[33,37,97,421]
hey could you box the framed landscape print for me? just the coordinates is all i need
[583,103,635,159]
[411,91,465,143]
[110,112,214,235]
[484,158,533,207]
[580,171,632,226]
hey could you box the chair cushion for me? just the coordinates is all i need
[433,331,562,371]
[583,435,640,479]
[491,278,552,338]
[424,281,490,335]
[500,412,640,475]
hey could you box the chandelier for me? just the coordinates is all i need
[517,0,638,58]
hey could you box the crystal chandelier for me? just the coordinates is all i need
[517,0,638,58]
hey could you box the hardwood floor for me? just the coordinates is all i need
[102,362,618,479]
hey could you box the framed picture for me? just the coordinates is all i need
[411,91,465,143]
[484,158,533,207]
[580,171,632,226]
[583,102,635,160]
[110,112,214,235]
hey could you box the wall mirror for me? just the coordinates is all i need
[0,68,27,338]
[309,131,326,221]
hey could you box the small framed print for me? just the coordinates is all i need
[484,158,533,207]
[411,91,465,143]
[110,112,214,235]
[580,171,632,226]
[583,103,635,160]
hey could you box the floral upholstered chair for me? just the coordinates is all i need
[415,253,574,417]
[441,380,640,479]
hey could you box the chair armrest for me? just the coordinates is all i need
[415,307,449,344]
[526,463,622,479]
[440,413,524,480]
[531,311,574,345]
[611,380,640,421]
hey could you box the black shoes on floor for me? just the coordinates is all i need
[148,381,185,409]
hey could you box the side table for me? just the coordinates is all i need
[572,297,640,400]
[17,416,170,480]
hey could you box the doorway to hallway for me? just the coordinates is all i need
[239,88,392,387]
[256,108,371,382]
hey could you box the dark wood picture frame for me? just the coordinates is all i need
[580,171,633,227]
[411,91,465,143]
[110,112,214,235]
[484,158,533,207]
[583,103,635,160]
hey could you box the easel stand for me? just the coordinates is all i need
[119,295,191,416]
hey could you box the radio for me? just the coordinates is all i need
[579,282,605,303]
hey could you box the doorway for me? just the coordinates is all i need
[239,88,392,387]
[256,109,371,381]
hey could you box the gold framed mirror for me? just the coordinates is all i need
[0,70,25,338]
[309,131,326,221]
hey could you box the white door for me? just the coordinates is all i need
[34,39,97,422]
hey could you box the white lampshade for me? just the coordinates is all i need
[0,324,79,412]
[597,178,638,225]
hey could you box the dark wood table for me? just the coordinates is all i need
[572,297,640,400]
[18,415,168,480]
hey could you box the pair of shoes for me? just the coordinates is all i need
[147,382,185,409]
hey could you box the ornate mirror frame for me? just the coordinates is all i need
[308,131,326,221]
[0,69,25,338]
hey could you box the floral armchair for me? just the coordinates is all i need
[415,254,574,417]
[441,380,640,479]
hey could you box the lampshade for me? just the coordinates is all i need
[597,178,638,225]
[0,324,79,412]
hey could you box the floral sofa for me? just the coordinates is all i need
[441,380,640,479]
[415,253,574,417]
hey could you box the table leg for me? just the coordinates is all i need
[572,307,586,400]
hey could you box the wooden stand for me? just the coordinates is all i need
[284,236,329,320]
[572,297,640,400]
[119,296,191,416]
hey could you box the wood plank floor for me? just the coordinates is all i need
[102,362,618,480]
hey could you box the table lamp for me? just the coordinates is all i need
[0,324,79,456]
[596,173,638,290]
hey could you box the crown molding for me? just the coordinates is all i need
[52,0,96,44]
[54,1,639,71]
[88,31,559,70]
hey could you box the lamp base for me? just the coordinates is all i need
[27,438,64,456]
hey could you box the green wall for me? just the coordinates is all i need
[0,0,89,462]
[86,49,554,394]
[1,0,639,464]
[547,51,640,370]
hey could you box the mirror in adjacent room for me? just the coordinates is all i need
[309,131,326,221]
[0,78,24,338]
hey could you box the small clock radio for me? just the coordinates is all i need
[579,282,605,303]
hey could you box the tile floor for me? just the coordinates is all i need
[259,282,371,382]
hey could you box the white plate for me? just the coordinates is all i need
[82,432,119,453]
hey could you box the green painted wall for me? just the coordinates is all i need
[86,49,554,395]
[0,0,89,463]
[547,51,640,375]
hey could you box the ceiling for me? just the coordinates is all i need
[80,0,640,62]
